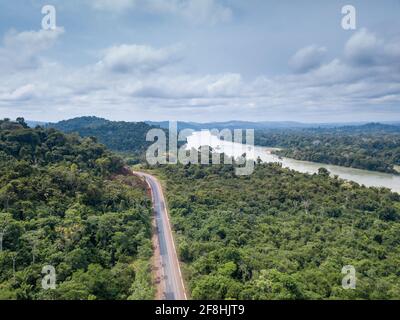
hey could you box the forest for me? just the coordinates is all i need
[255,123,400,174]
[2,116,400,300]
[50,117,400,174]
[49,116,159,160]
[152,159,400,300]
[0,118,154,300]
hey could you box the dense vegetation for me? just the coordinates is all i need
[255,124,400,174]
[154,160,400,300]
[49,116,158,159]
[4,116,400,300]
[51,118,400,174]
[0,118,154,300]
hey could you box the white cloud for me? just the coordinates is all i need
[128,73,242,99]
[289,45,327,73]
[1,28,399,122]
[91,0,137,12]
[90,0,232,25]
[345,28,400,69]
[0,28,64,71]
[146,0,232,25]
[345,28,383,66]
[0,84,36,101]
[206,73,242,97]
[98,44,182,73]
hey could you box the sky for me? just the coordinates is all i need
[0,0,399,123]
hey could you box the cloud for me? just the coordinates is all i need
[0,84,36,101]
[289,45,327,73]
[128,73,242,99]
[91,0,137,12]
[345,28,400,69]
[90,0,232,25]
[0,28,64,71]
[206,73,242,97]
[345,28,383,66]
[98,44,182,73]
[146,0,232,25]
[1,27,399,123]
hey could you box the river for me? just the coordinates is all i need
[186,131,400,193]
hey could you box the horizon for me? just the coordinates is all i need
[20,115,400,126]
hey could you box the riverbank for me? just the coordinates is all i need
[186,131,400,194]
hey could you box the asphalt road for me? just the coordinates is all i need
[133,171,187,300]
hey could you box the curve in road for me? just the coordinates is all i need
[133,171,187,300]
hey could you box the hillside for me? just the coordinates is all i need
[255,123,400,174]
[0,118,154,300]
[146,121,400,131]
[49,117,159,156]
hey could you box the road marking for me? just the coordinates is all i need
[133,171,187,300]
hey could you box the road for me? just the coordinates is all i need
[133,171,187,300]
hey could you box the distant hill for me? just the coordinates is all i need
[146,120,400,131]
[49,116,109,131]
[26,120,48,128]
[47,117,400,159]
[31,117,400,132]
[48,116,160,155]
[255,122,400,174]
[288,122,400,135]
[146,120,313,130]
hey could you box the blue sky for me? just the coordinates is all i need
[0,0,399,122]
